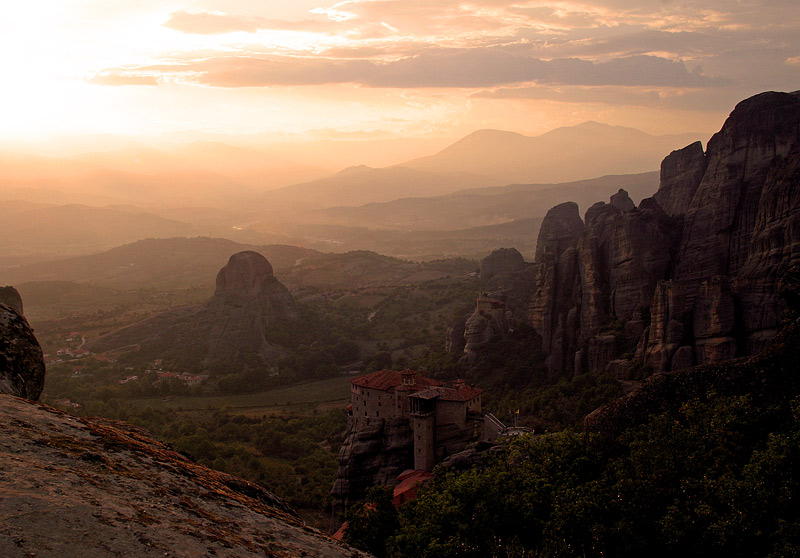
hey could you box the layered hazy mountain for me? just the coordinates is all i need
[0,120,701,262]
[401,122,702,184]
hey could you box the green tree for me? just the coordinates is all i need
[343,486,399,558]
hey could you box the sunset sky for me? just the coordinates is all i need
[2,0,798,147]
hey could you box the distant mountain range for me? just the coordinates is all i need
[253,166,493,213]
[305,172,659,230]
[0,120,701,263]
[252,122,698,217]
[401,122,701,185]
[0,238,321,290]
[0,172,659,263]
[0,202,196,258]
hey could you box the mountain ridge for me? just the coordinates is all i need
[401,121,703,184]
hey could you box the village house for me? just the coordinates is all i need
[348,369,484,471]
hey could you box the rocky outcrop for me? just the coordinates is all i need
[1,286,23,314]
[579,190,673,339]
[529,202,584,376]
[331,417,413,517]
[0,394,367,557]
[653,141,707,217]
[203,251,298,364]
[445,316,467,353]
[480,248,526,282]
[463,311,504,355]
[530,191,676,377]
[1,288,45,401]
[449,248,536,359]
[529,91,800,378]
[461,293,510,362]
[83,252,299,367]
[585,265,800,443]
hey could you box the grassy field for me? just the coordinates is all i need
[130,376,353,415]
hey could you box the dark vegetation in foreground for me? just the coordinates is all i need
[347,392,800,558]
[344,269,800,557]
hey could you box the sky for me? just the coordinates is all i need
[1,0,798,147]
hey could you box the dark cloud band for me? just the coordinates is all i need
[93,51,721,89]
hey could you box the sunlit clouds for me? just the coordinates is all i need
[0,0,798,142]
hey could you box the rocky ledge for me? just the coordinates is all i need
[0,395,368,558]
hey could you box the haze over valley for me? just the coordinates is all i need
[1,121,682,266]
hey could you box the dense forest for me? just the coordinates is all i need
[346,391,800,557]
[342,269,800,557]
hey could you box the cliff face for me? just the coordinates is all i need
[83,251,299,366]
[0,395,367,558]
[1,287,45,400]
[528,202,584,376]
[585,265,800,443]
[203,251,299,364]
[529,91,800,378]
[331,417,413,517]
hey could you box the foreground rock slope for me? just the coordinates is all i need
[529,90,800,378]
[0,394,368,558]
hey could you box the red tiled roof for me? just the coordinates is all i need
[351,369,443,392]
[439,384,483,402]
[332,523,347,541]
[408,384,483,402]
[393,470,433,506]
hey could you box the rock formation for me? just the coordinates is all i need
[1,287,45,400]
[1,286,24,314]
[481,247,537,322]
[653,141,707,217]
[585,265,800,443]
[447,248,535,358]
[480,247,526,282]
[445,316,467,353]
[0,394,367,557]
[83,251,299,367]
[203,251,299,363]
[331,416,413,517]
[528,202,584,376]
[529,91,800,378]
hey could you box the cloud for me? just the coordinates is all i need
[225,51,720,88]
[163,10,336,34]
[87,73,159,86]
[98,49,722,90]
[164,11,263,34]
[475,86,663,106]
